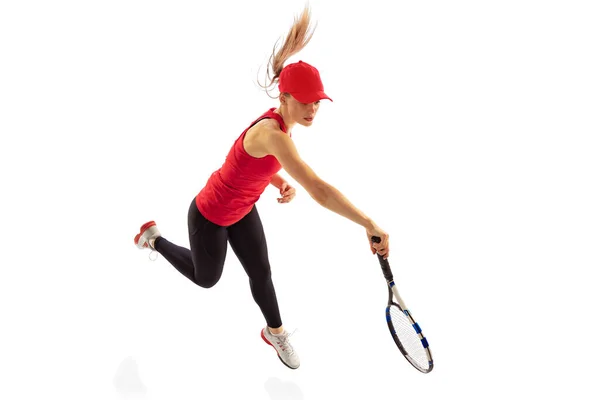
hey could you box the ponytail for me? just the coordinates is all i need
[257,4,317,98]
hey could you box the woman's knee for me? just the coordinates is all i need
[193,271,221,288]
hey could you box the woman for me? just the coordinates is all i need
[133,6,390,370]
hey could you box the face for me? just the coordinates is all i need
[282,93,321,127]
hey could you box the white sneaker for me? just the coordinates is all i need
[261,326,300,369]
[134,221,161,253]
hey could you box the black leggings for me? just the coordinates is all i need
[154,198,282,328]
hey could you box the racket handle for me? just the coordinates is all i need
[371,236,394,281]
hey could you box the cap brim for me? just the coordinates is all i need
[290,91,333,103]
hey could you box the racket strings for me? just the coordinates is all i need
[389,305,429,370]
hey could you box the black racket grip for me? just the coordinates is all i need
[371,236,394,281]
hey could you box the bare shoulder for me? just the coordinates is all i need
[258,117,283,133]
[253,118,287,140]
[245,118,289,158]
[244,118,283,158]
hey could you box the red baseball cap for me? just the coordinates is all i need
[278,60,333,103]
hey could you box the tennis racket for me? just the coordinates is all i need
[371,236,434,373]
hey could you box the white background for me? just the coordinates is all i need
[1,0,599,399]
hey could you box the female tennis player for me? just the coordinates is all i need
[133,6,390,370]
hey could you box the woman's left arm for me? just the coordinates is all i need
[270,173,296,203]
[270,173,286,189]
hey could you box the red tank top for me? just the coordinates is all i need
[195,108,289,226]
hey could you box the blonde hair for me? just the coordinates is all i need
[258,4,317,98]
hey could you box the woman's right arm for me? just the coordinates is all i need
[262,128,390,258]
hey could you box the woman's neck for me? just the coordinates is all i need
[273,106,296,133]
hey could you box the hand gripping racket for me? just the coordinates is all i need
[371,236,434,373]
